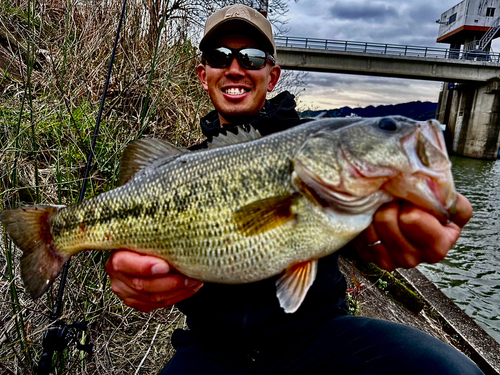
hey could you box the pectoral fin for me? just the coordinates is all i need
[233,194,298,236]
[276,259,318,313]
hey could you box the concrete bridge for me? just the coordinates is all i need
[275,36,500,160]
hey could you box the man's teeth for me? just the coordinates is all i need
[225,88,246,95]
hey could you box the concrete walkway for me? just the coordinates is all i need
[338,256,500,375]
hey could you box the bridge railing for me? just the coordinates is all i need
[275,36,500,63]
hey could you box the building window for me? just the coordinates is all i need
[449,13,457,24]
[486,7,495,17]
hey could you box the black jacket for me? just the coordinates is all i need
[190,91,306,150]
[176,91,349,357]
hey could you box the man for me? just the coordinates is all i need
[106,4,481,374]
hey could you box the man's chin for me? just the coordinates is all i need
[221,112,255,125]
[218,105,261,125]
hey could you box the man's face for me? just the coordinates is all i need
[197,35,281,125]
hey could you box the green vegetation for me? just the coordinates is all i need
[0,0,213,373]
[346,256,425,315]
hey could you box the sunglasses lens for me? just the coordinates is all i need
[238,48,267,69]
[205,47,233,68]
[204,47,270,69]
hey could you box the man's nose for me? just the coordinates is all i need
[225,55,245,76]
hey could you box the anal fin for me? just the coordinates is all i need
[276,259,318,313]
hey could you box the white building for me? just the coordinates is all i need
[437,0,500,51]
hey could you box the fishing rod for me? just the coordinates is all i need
[36,0,128,373]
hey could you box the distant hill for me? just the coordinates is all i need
[300,101,438,121]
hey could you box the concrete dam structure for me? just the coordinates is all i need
[436,0,500,159]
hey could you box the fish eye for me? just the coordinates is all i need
[378,118,398,131]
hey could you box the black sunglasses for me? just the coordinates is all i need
[203,47,275,70]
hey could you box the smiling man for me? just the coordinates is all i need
[197,2,281,125]
[105,4,482,374]
[198,34,280,124]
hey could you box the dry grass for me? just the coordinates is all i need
[1,238,188,374]
[0,0,213,373]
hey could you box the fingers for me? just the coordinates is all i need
[105,250,203,312]
[450,193,473,228]
[106,250,171,277]
[117,279,203,312]
[354,194,473,271]
[355,201,418,271]
[399,203,460,263]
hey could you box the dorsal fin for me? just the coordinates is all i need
[119,138,187,185]
[207,125,262,149]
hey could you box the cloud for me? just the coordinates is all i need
[283,0,471,109]
[286,0,460,45]
[329,1,399,22]
[294,73,442,110]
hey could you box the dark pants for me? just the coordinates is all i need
[159,315,483,375]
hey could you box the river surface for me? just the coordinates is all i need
[419,156,500,344]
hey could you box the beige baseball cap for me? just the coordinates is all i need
[199,4,276,55]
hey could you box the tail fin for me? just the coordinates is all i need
[0,205,70,299]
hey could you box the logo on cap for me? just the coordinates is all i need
[224,5,251,21]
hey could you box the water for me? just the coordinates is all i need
[419,156,500,344]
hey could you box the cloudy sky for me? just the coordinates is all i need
[277,0,499,110]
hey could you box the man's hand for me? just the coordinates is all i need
[353,193,473,271]
[105,251,203,312]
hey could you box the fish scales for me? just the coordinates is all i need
[51,128,314,281]
[0,117,457,312]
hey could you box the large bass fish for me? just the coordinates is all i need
[0,116,456,313]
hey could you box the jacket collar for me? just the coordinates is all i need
[200,91,298,142]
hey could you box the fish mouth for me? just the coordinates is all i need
[382,171,456,221]
[293,119,456,221]
[385,120,457,220]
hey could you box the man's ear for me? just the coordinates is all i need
[267,65,281,92]
[197,64,209,91]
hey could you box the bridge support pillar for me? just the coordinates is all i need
[437,79,500,160]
